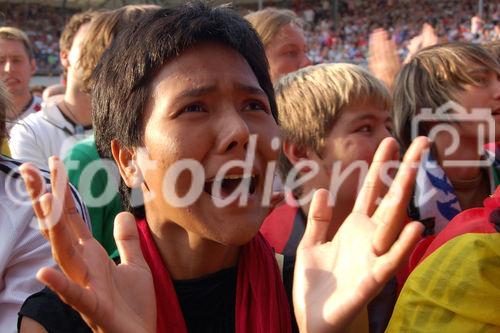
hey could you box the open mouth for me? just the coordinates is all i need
[203,174,259,199]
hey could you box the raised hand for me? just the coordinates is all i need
[20,157,156,333]
[420,23,438,49]
[368,28,401,90]
[404,23,438,64]
[293,137,429,333]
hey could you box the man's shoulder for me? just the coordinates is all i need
[11,103,70,142]
[0,155,92,231]
[0,157,43,232]
[13,103,61,129]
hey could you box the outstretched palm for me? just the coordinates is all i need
[20,157,155,333]
[293,137,428,333]
[368,28,402,90]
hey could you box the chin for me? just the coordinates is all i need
[210,215,264,247]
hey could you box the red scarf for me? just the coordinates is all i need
[136,219,292,333]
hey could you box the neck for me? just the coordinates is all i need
[146,214,240,280]
[434,133,482,181]
[10,92,32,119]
[60,87,92,126]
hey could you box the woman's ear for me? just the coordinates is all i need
[111,139,142,188]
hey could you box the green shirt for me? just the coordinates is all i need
[64,135,122,258]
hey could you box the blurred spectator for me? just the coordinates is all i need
[245,8,311,83]
[0,27,42,127]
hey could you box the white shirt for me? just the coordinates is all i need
[5,95,42,133]
[0,156,91,333]
[8,102,93,169]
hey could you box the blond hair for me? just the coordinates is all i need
[245,8,302,48]
[393,42,500,151]
[59,11,96,81]
[0,27,33,59]
[276,63,391,182]
[59,11,96,54]
[484,41,500,62]
[79,5,160,92]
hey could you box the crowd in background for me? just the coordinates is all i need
[1,1,499,75]
[0,1,499,75]
[0,3,77,75]
[294,0,500,65]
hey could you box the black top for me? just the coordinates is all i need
[173,266,236,333]
[18,257,298,333]
[18,287,92,333]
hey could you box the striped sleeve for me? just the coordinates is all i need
[0,156,92,231]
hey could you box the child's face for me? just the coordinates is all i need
[129,42,279,246]
[453,64,500,141]
[309,100,392,207]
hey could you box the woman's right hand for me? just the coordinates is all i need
[21,157,156,333]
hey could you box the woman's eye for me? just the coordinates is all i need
[244,101,268,113]
[183,104,204,113]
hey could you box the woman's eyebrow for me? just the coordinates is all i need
[177,85,217,99]
[173,83,266,102]
[235,83,266,96]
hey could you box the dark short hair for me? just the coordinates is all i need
[92,1,276,216]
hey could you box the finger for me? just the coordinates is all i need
[369,29,384,64]
[44,157,66,229]
[299,189,333,248]
[37,193,52,238]
[353,137,398,215]
[114,212,147,266]
[372,221,424,282]
[42,191,90,286]
[372,136,429,255]
[37,267,98,320]
[64,184,92,240]
[48,157,91,240]
[20,163,47,220]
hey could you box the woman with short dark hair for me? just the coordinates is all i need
[20,3,428,333]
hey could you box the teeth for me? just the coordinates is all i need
[210,174,255,182]
[223,174,254,180]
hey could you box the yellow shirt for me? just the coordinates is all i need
[1,139,10,157]
[387,233,500,333]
